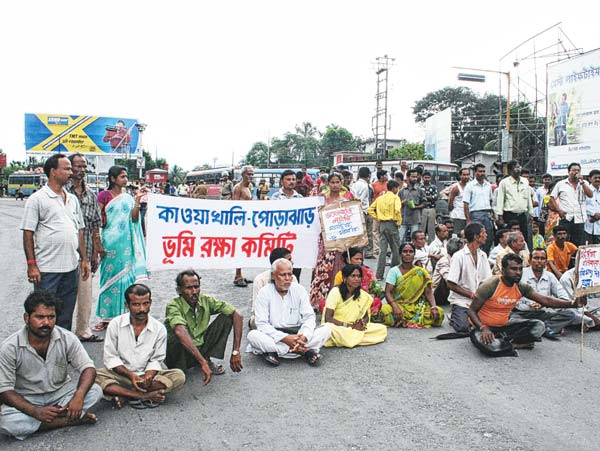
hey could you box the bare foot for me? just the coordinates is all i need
[513,343,535,350]
[112,396,125,409]
[81,413,97,424]
[141,389,166,403]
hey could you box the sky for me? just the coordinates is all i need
[0,0,598,172]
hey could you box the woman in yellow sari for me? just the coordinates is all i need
[381,242,444,328]
[322,264,387,348]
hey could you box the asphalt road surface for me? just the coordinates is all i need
[1,197,599,451]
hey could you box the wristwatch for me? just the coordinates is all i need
[232,350,240,356]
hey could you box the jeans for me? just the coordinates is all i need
[398,223,420,244]
[35,268,79,331]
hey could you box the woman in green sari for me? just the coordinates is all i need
[94,166,148,330]
[380,242,444,328]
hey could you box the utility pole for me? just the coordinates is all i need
[372,55,394,160]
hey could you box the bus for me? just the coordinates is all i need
[232,167,320,198]
[7,172,48,197]
[186,167,235,198]
[186,167,320,199]
[338,159,459,190]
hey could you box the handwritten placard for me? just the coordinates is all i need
[319,200,367,251]
[574,245,600,297]
[146,194,323,270]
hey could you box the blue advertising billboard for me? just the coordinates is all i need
[25,113,140,156]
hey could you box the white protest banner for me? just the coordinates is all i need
[319,200,367,252]
[574,244,600,297]
[146,194,323,271]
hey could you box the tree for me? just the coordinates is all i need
[388,142,431,160]
[319,124,357,166]
[169,165,186,185]
[244,142,270,167]
[413,87,505,161]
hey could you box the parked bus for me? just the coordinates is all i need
[186,167,234,198]
[7,172,48,197]
[232,167,320,198]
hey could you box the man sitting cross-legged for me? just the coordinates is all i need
[469,253,586,357]
[247,258,331,367]
[165,270,244,384]
[95,284,185,409]
[0,291,102,440]
[509,249,579,340]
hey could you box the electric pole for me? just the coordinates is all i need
[372,55,394,160]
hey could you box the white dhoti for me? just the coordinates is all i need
[246,324,331,358]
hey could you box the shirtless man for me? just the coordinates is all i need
[232,165,254,287]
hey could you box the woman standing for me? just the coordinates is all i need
[94,166,148,330]
[322,264,387,348]
[380,242,443,328]
[309,172,353,309]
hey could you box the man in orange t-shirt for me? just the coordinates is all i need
[547,225,577,280]
[468,253,583,357]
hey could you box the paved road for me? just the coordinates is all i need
[1,197,599,451]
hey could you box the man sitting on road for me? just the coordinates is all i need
[510,249,578,340]
[165,270,244,384]
[488,228,509,269]
[250,247,298,329]
[247,258,331,367]
[468,254,585,357]
[0,291,102,440]
[547,225,578,280]
[95,284,185,409]
[493,231,530,275]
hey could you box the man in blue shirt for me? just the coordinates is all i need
[463,164,494,253]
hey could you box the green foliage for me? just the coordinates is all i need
[242,122,357,168]
[413,87,506,161]
[169,165,186,185]
[388,142,431,160]
[244,142,270,167]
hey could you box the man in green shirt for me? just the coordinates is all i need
[165,270,244,384]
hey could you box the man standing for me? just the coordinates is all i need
[510,249,578,340]
[370,169,389,259]
[301,167,314,193]
[220,172,234,200]
[165,270,244,383]
[96,284,185,408]
[468,253,584,357]
[21,154,90,331]
[271,170,303,200]
[351,167,374,258]
[495,160,533,246]
[448,168,470,237]
[546,226,578,280]
[535,173,553,235]
[370,161,384,183]
[549,162,592,246]
[420,171,438,243]
[585,169,600,245]
[399,169,425,243]
[232,165,255,287]
[66,153,104,342]
[368,180,402,280]
[463,164,494,253]
[247,259,331,366]
[0,291,102,440]
[446,223,492,333]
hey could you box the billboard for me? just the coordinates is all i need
[547,49,600,175]
[424,108,451,162]
[25,113,140,156]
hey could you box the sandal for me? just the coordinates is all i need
[143,400,161,408]
[304,349,322,367]
[233,279,248,287]
[129,399,148,410]
[243,278,253,284]
[208,360,226,375]
[79,334,104,343]
[92,322,110,332]
[263,352,280,367]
